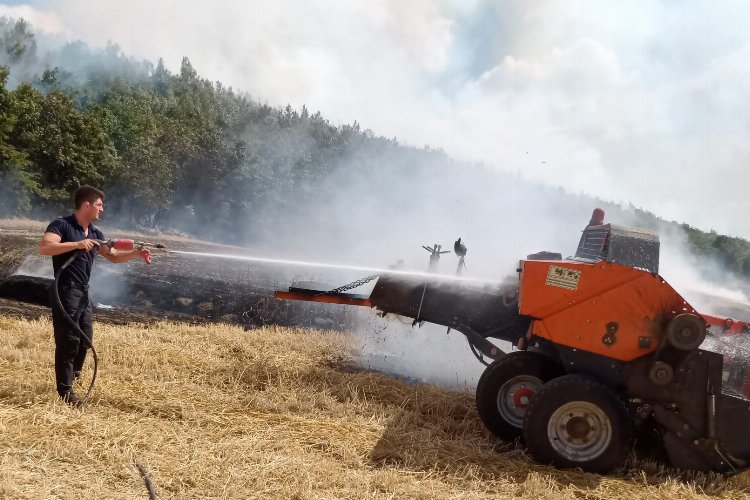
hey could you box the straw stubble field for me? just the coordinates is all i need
[1,315,750,499]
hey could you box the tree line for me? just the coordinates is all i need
[0,18,427,240]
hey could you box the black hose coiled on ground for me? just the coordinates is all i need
[53,251,98,405]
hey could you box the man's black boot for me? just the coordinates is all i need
[60,391,83,408]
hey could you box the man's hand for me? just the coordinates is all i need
[140,248,152,265]
[101,246,152,264]
[76,239,100,252]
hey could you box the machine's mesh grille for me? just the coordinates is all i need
[575,227,608,260]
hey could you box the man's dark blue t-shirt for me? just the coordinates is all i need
[45,214,105,285]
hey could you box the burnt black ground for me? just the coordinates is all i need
[0,224,356,330]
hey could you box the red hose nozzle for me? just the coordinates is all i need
[112,239,135,251]
[96,239,135,250]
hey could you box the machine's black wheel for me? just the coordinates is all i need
[476,351,563,441]
[523,375,632,474]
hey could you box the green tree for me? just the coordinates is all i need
[0,18,36,64]
[0,66,34,213]
[9,82,116,210]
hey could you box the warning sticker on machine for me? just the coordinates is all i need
[545,265,582,290]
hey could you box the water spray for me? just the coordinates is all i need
[169,250,502,286]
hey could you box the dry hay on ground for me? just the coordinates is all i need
[0,316,749,499]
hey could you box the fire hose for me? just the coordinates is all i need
[49,238,164,498]
[52,238,165,407]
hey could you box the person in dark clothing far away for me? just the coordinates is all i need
[38,185,151,407]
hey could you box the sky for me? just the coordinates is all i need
[2,0,750,238]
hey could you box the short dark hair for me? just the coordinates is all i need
[74,185,105,209]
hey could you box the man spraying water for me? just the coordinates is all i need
[38,186,152,407]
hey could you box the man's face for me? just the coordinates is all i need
[82,198,104,221]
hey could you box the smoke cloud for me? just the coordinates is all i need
[5,0,750,237]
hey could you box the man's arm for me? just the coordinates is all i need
[100,244,151,264]
[39,232,99,256]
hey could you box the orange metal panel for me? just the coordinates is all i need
[520,260,697,361]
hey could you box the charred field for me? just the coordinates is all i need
[0,218,357,330]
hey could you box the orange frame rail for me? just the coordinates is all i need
[274,290,373,307]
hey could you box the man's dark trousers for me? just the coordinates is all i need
[50,283,93,395]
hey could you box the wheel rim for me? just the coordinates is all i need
[497,375,542,428]
[547,401,612,462]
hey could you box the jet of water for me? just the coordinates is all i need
[169,250,504,285]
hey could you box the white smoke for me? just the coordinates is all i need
[12,254,52,278]
[8,0,750,238]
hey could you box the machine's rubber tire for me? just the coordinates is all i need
[476,351,563,441]
[523,375,632,474]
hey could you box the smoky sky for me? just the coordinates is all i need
[3,0,750,240]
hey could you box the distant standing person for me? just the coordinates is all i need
[38,185,151,406]
[422,244,450,272]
